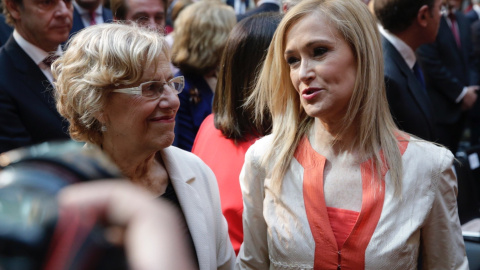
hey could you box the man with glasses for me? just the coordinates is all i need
[0,0,73,153]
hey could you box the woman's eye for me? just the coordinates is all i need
[313,47,328,57]
[286,57,299,65]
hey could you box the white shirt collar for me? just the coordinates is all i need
[13,30,62,66]
[378,24,416,69]
[256,0,280,7]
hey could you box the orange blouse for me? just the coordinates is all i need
[326,207,359,250]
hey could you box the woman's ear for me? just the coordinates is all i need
[96,111,107,124]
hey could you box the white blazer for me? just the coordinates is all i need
[161,146,236,270]
[236,135,468,269]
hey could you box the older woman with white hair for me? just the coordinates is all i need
[52,23,235,270]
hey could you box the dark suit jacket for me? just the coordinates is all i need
[173,71,214,152]
[69,6,113,38]
[0,37,69,153]
[236,2,279,22]
[471,20,480,121]
[0,14,13,48]
[382,37,436,141]
[226,0,251,13]
[465,9,479,24]
[417,13,479,124]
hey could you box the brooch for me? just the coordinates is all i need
[189,88,201,105]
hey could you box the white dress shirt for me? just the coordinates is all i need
[13,30,62,84]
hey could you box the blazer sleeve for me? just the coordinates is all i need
[421,148,469,269]
[236,144,269,269]
[208,167,236,270]
[0,85,32,153]
[417,41,465,102]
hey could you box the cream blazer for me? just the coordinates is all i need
[161,146,236,270]
[236,135,468,269]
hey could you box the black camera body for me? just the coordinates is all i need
[0,140,126,270]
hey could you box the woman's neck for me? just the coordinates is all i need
[310,118,359,158]
[101,139,169,195]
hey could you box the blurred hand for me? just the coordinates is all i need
[58,181,198,270]
[461,85,479,110]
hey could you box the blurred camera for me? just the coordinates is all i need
[0,140,126,270]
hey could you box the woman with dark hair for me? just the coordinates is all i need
[192,12,281,254]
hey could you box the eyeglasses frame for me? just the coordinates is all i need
[112,76,185,98]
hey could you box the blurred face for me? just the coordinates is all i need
[284,13,357,122]
[8,0,73,52]
[125,0,165,31]
[446,0,460,9]
[75,0,101,11]
[102,56,180,151]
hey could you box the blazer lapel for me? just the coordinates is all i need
[441,16,464,58]
[4,37,58,115]
[70,7,86,35]
[384,38,435,125]
[102,7,113,22]
[161,147,211,270]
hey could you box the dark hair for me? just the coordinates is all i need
[213,12,281,143]
[374,0,435,33]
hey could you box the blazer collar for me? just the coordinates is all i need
[382,37,434,121]
[160,146,211,269]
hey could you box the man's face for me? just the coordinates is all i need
[125,0,165,31]
[8,0,73,51]
[446,0,461,10]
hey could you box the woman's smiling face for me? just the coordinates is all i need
[102,54,180,151]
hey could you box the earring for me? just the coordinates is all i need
[101,125,107,132]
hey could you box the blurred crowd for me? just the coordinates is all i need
[0,0,480,268]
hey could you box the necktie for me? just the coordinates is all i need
[89,11,97,26]
[42,54,59,68]
[448,13,461,48]
[413,62,427,93]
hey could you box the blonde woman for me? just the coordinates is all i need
[171,0,236,151]
[236,0,468,269]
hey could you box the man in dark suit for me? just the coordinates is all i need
[236,0,279,22]
[374,0,442,141]
[0,14,12,47]
[417,0,479,153]
[0,0,72,153]
[70,0,113,37]
[465,0,480,24]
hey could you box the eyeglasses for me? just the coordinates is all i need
[112,76,184,99]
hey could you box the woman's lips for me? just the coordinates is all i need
[149,115,175,122]
[301,87,323,100]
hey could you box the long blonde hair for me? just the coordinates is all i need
[171,0,236,75]
[248,0,404,195]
